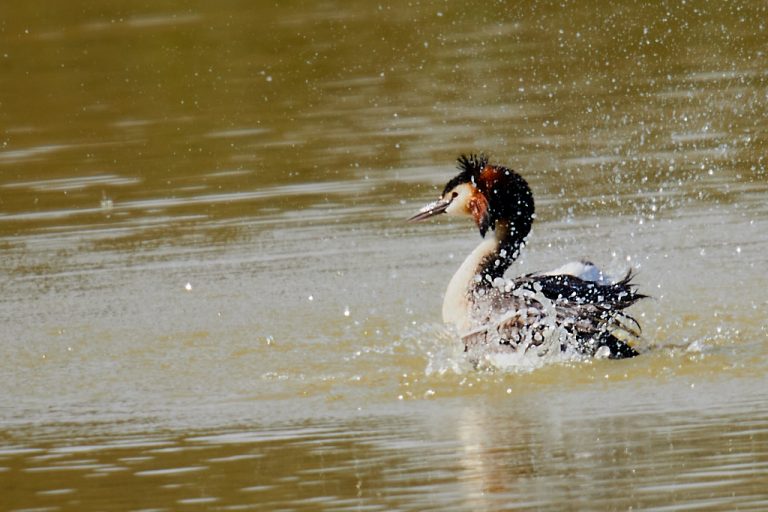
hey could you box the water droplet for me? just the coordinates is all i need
[100,192,113,210]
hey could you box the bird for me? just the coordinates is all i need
[409,153,645,361]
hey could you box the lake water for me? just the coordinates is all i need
[2,1,768,510]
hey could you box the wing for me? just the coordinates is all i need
[462,270,645,358]
[519,270,645,349]
[520,269,646,310]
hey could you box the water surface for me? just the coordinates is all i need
[2,1,768,510]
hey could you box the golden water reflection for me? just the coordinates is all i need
[3,378,768,510]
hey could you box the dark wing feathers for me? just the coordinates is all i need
[521,270,646,308]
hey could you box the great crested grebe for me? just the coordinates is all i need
[410,154,645,360]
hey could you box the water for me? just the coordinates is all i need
[2,1,767,510]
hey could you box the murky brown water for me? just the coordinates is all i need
[2,1,768,510]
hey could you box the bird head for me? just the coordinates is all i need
[410,153,535,239]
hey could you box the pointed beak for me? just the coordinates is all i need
[408,197,452,222]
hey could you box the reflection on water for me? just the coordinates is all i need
[2,0,768,509]
[4,379,768,510]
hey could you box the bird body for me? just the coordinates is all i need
[410,154,645,360]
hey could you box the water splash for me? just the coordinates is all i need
[402,322,471,376]
[404,319,590,376]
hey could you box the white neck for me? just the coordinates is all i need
[442,237,499,333]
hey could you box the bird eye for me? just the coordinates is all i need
[451,191,458,199]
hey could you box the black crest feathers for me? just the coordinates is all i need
[442,153,488,196]
[457,153,488,175]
